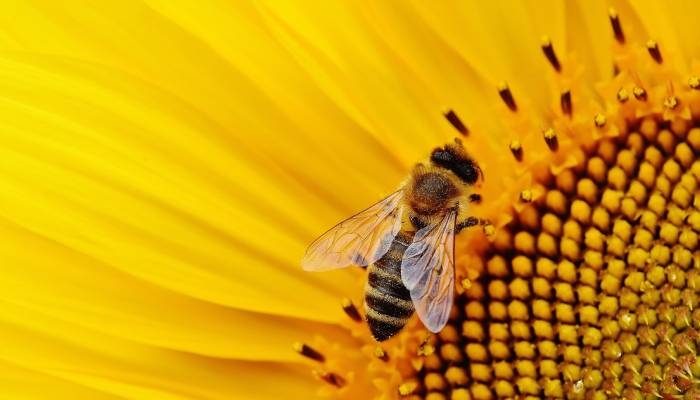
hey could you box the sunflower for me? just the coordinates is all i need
[1,1,700,399]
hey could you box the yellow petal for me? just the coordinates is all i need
[257,1,447,159]
[626,0,688,70]
[0,217,354,361]
[0,359,121,400]
[564,0,612,83]
[357,1,503,138]
[636,0,700,64]
[0,52,371,322]
[409,0,560,115]
[0,310,317,400]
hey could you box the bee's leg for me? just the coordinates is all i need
[456,216,489,233]
[468,193,482,203]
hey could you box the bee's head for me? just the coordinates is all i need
[429,140,483,186]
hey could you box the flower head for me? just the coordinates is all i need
[2,2,700,400]
[290,5,700,400]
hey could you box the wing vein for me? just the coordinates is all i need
[401,210,456,333]
[302,190,404,271]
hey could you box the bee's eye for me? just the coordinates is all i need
[453,160,481,185]
[430,149,453,165]
[431,148,482,185]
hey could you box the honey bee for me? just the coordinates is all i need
[302,138,485,341]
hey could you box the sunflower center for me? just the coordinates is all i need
[408,120,700,399]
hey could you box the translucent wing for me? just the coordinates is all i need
[302,190,404,271]
[401,210,456,333]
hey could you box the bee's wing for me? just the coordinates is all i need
[302,190,404,271]
[401,210,456,333]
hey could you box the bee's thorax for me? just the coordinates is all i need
[408,171,459,215]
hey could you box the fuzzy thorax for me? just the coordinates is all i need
[403,163,476,230]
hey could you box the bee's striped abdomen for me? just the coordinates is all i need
[364,232,415,341]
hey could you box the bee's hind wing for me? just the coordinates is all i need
[302,190,404,271]
[400,210,456,333]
